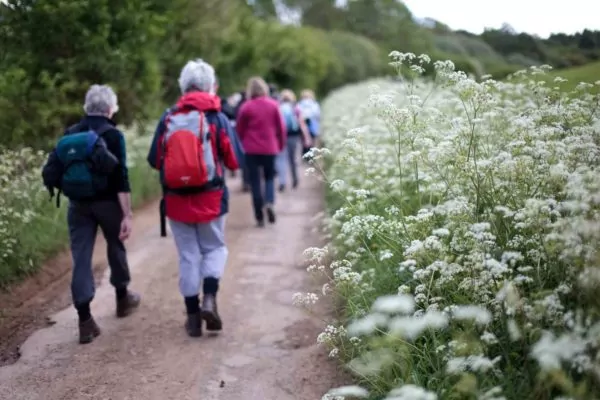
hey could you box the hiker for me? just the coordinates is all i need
[276,89,312,192]
[215,76,244,179]
[226,89,252,193]
[298,89,321,159]
[268,82,280,101]
[234,90,252,193]
[235,77,285,227]
[41,84,140,345]
[147,59,240,338]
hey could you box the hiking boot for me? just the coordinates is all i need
[185,312,203,337]
[265,205,276,224]
[116,291,141,318]
[79,317,101,344]
[201,294,222,332]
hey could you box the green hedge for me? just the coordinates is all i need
[0,0,387,149]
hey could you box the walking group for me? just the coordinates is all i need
[41,58,321,343]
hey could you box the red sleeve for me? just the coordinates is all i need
[218,131,239,171]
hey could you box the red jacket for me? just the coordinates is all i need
[235,95,286,155]
[147,92,239,223]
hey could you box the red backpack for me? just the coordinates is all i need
[161,106,222,194]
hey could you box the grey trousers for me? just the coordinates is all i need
[68,200,131,307]
[169,216,228,298]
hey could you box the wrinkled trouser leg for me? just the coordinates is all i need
[68,203,97,308]
[276,147,288,187]
[286,135,300,186]
[92,200,130,290]
[197,216,228,294]
[169,219,202,298]
[169,216,228,297]
[246,155,264,222]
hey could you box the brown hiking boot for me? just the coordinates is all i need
[79,317,101,344]
[201,294,222,331]
[116,291,141,318]
[185,312,202,337]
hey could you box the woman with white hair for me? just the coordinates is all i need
[147,59,241,338]
[42,84,141,344]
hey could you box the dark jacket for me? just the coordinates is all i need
[220,96,236,121]
[42,115,130,202]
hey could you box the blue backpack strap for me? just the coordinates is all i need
[205,111,224,162]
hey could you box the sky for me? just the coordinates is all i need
[401,0,600,38]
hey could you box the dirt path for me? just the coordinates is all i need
[0,175,345,400]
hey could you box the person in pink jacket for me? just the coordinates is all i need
[235,77,286,227]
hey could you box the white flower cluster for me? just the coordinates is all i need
[305,52,600,399]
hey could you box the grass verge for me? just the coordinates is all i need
[0,129,160,287]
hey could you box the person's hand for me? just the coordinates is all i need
[119,214,133,241]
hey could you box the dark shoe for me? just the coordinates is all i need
[185,312,203,337]
[279,184,285,193]
[116,291,141,318]
[79,317,101,344]
[242,183,250,193]
[292,179,299,189]
[257,220,265,228]
[266,205,276,224]
[201,294,222,331]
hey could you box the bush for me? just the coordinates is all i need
[301,54,600,400]
[0,128,161,286]
[0,0,164,149]
[319,31,387,94]
[0,0,386,148]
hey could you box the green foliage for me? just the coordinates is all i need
[543,61,600,93]
[0,0,164,148]
[318,31,387,95]
[0,0,387,149]
[0,132,160,287]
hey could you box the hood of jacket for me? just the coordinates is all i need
[176,91,222,112]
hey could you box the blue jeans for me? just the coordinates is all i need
[276,135,301,187]
[246,154,276,222]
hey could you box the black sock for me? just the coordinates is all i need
[116,287,128,300]
[76,302,91,321]
[184,295,200,314]
[203,277,219,295]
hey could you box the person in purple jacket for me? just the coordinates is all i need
[235,77,286,227]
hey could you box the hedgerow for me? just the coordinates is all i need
[299,53,600,400]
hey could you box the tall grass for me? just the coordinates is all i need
[0,129,161,286]
[299,53,600,400]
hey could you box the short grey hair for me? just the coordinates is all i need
[83,84,119,116]
[178,59,216,94]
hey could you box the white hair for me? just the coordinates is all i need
[178,59,216,94]
[83,84,119,116]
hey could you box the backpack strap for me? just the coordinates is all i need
[205,111,225,181]
[94,123,115,137]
